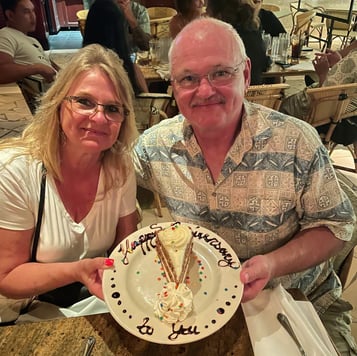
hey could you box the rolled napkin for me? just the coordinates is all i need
[242,284,338,356]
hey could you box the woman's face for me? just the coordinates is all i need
[60,68,123,158]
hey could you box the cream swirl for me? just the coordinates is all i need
[158,224,192,249]
[154,282,193,324]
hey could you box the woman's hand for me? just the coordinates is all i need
[76,258,114,300]
[240,255,273,303]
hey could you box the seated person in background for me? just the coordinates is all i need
[253,0,286,37]
[280,44,357,119]
[169,0,206,39]
[83,0,148,94]
[280,43,357,168]
[0,44,138,324]
[116,0,151,52]
[206,0,270,85]
[134,17,357,354]
[0,0,57,111]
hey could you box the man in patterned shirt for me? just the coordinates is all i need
[134,17,356,354]
[116,0,151,51]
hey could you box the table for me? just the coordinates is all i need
[262,58,315,80]
[0,306,253,355]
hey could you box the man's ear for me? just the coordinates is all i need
[4,9,14,22]
[244,58,252,88]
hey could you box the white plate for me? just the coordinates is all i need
[103,222,243,345]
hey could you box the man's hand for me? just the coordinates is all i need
[35,63,57,83]
[240,255,273,302]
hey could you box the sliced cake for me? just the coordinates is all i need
[155,222,193,285]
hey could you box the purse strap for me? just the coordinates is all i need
[30,164,47,262]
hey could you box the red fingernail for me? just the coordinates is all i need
[105,258,114,266]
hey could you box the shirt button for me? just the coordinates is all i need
[212,192,217,197]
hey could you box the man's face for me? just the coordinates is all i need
[170,23,251,136]
[6,0,36,34]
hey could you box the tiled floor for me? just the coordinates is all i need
[43,1,356,345]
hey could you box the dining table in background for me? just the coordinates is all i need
[0,306,253,355]
[0,83,32,139]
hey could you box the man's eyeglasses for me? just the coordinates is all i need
[64,96,128,123]
[172,60,246,90]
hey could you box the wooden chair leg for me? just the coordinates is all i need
[153,192,163,217]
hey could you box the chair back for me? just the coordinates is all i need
[245,83,290,110]
[261,4,280,12]
[303,83,357,129]
[147,7,177,38]
[76,9,88,37]
[134,92,172,133]
[291,9,316,37]
[325,10,357,48]
[303,83,357,173]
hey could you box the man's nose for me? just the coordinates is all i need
[195,77,216,96]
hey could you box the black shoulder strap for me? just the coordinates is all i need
[31,164,47,262]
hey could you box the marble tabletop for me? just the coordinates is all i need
[0,306,253,355]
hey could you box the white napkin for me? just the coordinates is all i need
[242,285,338,356]
[16,296,108,323]
[154,63,170,81]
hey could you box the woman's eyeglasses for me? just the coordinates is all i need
[64,96,129,123]
[172,60,246,90]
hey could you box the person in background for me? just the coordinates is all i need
[83,0,148,94]
[206,0,270,85]
[0,0,57,111]
[253,0,286,37]
[169,0,205,39]
[134,17,357,354]
[280,42,357,118]
[0,44,138,324]
[0,0,56,85]
[116,0,151,52]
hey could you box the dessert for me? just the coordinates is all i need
[154,222,194,323]
[155,222,193,284]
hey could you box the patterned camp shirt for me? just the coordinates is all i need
[133,101,355,314]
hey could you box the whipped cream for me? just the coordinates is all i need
[157,224,192,278]
[154,282,193,324]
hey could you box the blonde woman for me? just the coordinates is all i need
[0,44,138,323]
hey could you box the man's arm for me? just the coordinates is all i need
[240,227,345,302]
[117,0,151,51]
[0,52,56,84]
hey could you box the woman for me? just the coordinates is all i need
[206,0,270,85]
[169,0,206,39]
[83,0,148,94]
[0,44,138,323]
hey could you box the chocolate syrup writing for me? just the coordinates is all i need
[117,223,240,270]
[137,317,200,339]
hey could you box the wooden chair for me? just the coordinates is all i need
[333,171,357,290]
[261,4,280,12]
[134,92,172,217]
[290,9,316,41]
[302,83,357,173]
[245,83,290,110]
[325,9,357,49]
[147,7,177,38]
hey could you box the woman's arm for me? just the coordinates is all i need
[0,228,113,300]
[110,211,138,253]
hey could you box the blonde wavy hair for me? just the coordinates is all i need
[0,44,139,191]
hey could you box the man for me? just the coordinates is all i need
[134,17,357,354]
[116,0,151,51]
[0,0,56,85]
